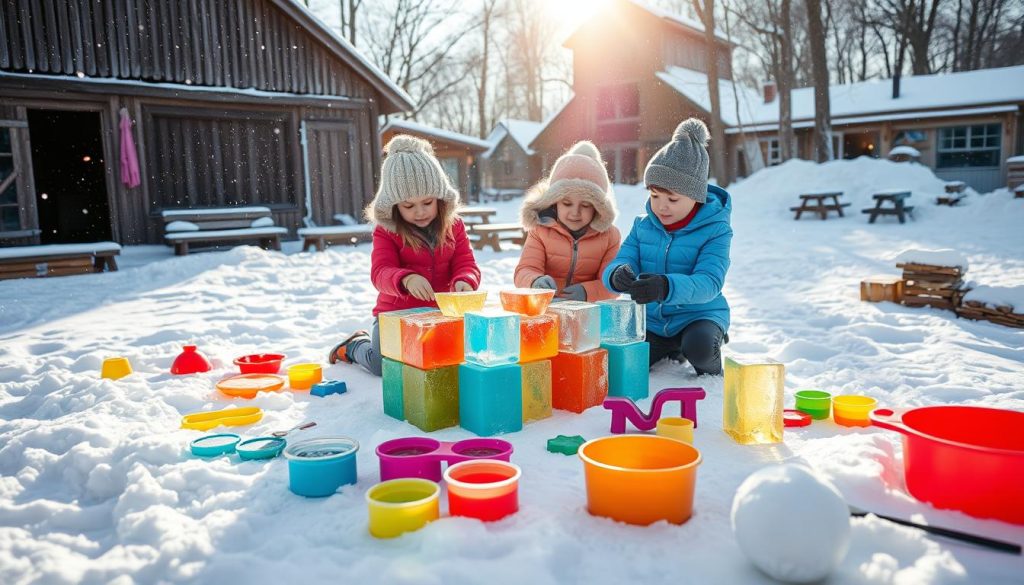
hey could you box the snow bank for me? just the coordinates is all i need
[963,285,1024,311]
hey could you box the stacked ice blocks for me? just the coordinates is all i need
[547,301,609,413]
[460,310,523,436]
[597,299,649,400]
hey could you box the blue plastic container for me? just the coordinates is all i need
[602,341,650,400]
[458,362,523,436]
[283,436,359,497]
[190,433,240,457]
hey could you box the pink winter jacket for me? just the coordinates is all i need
[370,219,481,316]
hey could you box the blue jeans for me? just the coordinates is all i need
[647,320,725,375]
[348,318,383,377]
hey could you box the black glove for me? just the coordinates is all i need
[610,264,637,293]
[629,273,669,304]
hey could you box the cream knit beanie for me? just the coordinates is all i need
[367,134,460,231]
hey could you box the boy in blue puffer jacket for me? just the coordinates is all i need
[602,118,731,375]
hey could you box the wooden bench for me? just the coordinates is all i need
[162,206,288,256]
[0,242,120,280]
[862,190,914,224]
[1015,185,1024,199]
[459,206,498,226]
[937,181,967,206]
[297,225,373,251]
[468,222,526,252]
[790,191,849,220]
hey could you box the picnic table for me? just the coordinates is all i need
[790,191,849,220]
[862,190,914,224]
[459,206,498,225]
[468,222,526,252]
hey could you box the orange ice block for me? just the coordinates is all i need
[519,313,558,363]
[400,312,465,369]
[551,348,608,413]
[500,288,556,316]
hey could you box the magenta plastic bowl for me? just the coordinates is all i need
[376,437,514,482]
[234,353,286,374]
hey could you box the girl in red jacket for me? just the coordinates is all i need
[329,134,481,376]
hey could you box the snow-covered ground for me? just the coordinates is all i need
[1,158,1022,584]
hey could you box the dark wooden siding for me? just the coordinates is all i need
[0,0,375,99]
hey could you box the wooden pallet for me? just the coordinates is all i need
[896,262,966,312]
[860,276,903,303]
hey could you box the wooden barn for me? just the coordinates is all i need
[0,0,413,247]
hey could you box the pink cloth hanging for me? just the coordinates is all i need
[118,107,141,189]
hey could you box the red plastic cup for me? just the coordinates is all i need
[443,459,521,522]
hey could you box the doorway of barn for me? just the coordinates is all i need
[28,109,112,244]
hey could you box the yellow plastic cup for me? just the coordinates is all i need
[656,417,694,443]
[101,356,133,380]
[832,395,878,427]
[287,363,322,390]
[578,435,702,526]
[366,478,440,538]
[435,291,488,317]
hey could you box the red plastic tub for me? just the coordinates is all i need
[871,406,1024,525]
[234,354,285,374]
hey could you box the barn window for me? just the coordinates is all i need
[937,124,1001,168]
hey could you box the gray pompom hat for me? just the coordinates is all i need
[643,118,710,203]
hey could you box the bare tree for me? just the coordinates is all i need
[362,0,477,119]
[338,0,364,46]
[691,0,728,184]
[805,0,833,161]
[470,0,501,138]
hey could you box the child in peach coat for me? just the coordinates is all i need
[514,141,621,301]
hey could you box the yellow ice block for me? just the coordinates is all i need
[723,356,784,445]
[521,359,552,423]
[435,291,488,317]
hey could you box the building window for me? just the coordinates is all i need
[937,124,1001,168]
[760,138,781,166]
[597,84,640,121]
[503,159,513,176]
[0,128,19,231]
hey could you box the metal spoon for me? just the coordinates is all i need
[272,421,317,438]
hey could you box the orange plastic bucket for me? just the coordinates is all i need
[578,435,701,526]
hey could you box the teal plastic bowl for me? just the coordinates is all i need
[237,436,287,460]
[284,437,359,497]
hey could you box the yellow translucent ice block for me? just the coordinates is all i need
[435,291,488,317]
[521,359,552,423]
[723,356,784,445]
[379,308,438,362]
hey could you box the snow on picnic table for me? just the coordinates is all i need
[1,157,1023,585]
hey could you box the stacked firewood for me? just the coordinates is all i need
[956,298,1024,329]
[896,262,967,311]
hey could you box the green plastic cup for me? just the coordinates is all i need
[795,390,832,420]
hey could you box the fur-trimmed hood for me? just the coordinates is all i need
[519,141,618,232]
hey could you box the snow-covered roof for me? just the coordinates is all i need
[381,119,491,151]
[622,0,729,43]
[657,65,1024,132]
[483,119,545,157]
[280,0,415,112]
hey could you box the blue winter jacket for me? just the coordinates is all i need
[602,185,732,337]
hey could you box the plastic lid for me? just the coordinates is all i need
[191,433,241,457]
[784,409,812,428]
[284,436,359,461]
[237,436,287,460]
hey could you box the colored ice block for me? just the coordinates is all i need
[723,356,784,445]
[547,301,601,353]
[464,310,521,366]
[521,359,552,422]
[379,307,437,361]
[402,363,460,432]
[519,313,559,362]
[602,341,650,400]
[459,362,523,436]
[400,312,465,370]
[435,291,488,317]
[550,348,608,413]
[382,357,404,420]
[500,288,556,316]
[598,299,646,344]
